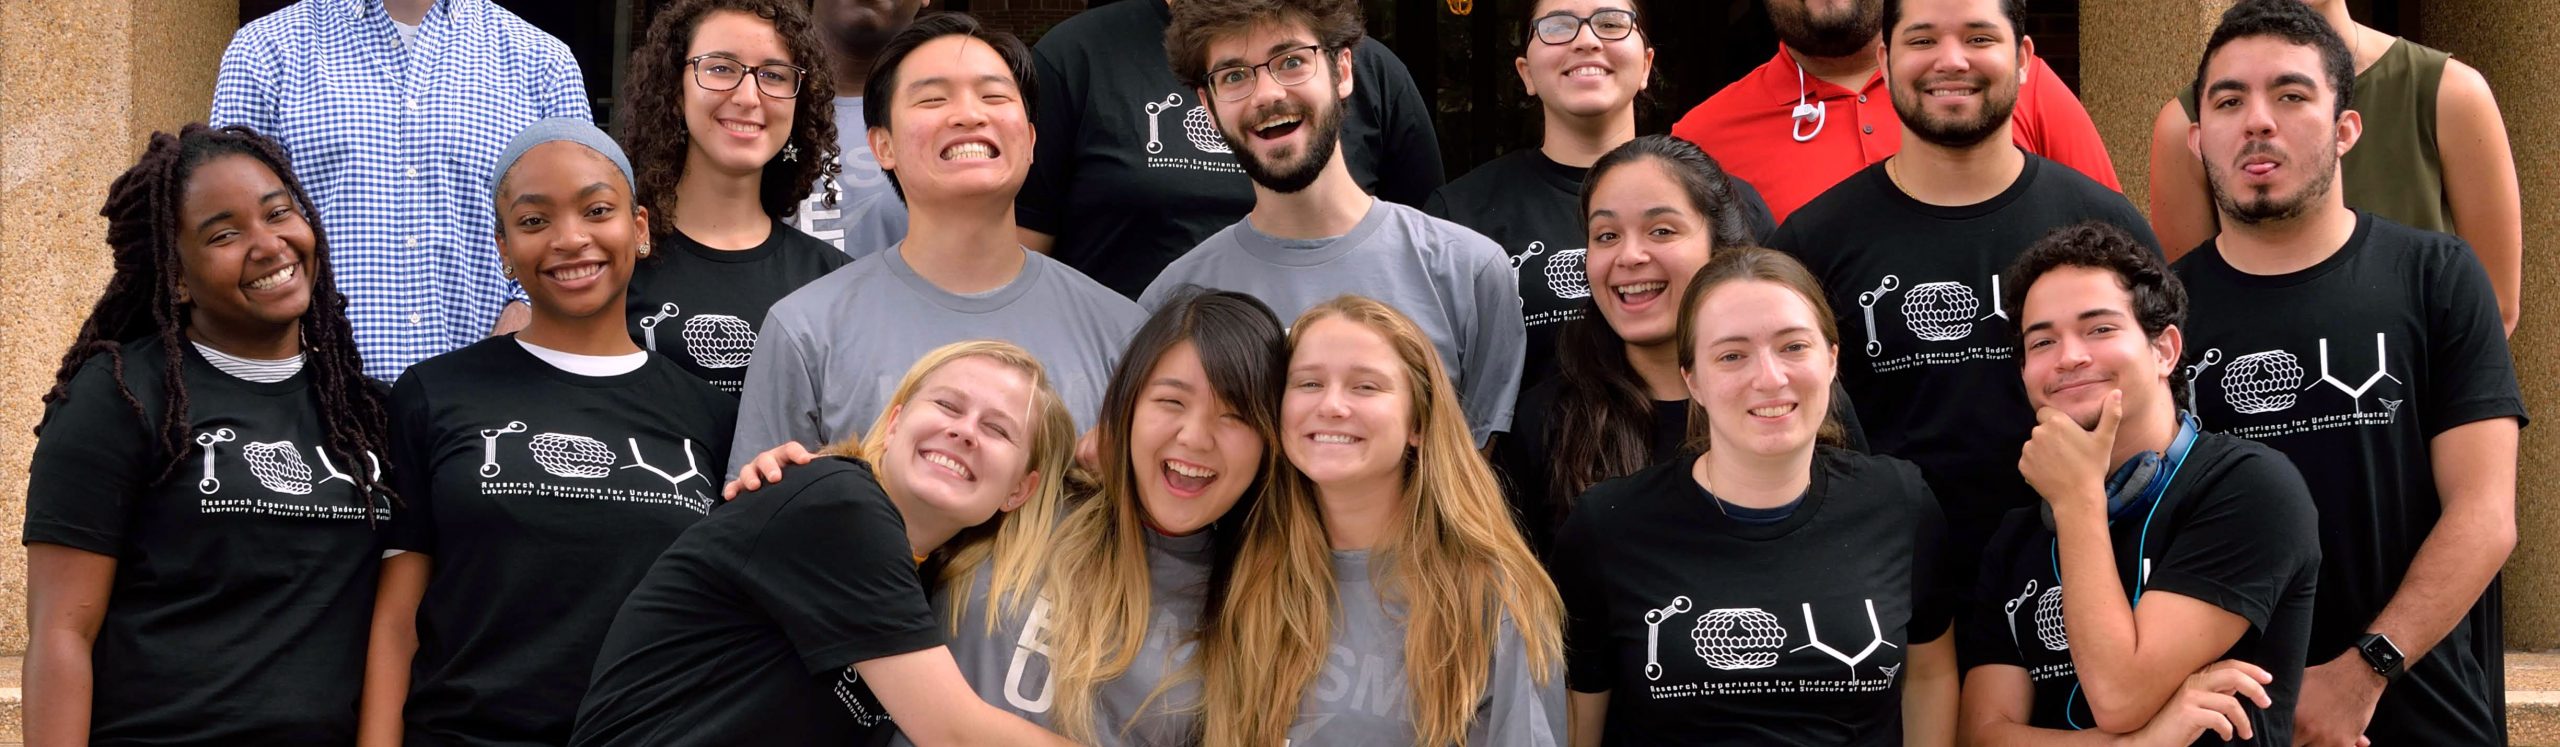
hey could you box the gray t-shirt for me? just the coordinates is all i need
[728,247,1143,473]
[1291,550,1565,746]
[1137,200,1524,443]
[894,529,1214,747]
[793,96,907,261]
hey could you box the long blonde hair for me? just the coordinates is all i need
[821,340,1076,633]
[1201,295,1564,747]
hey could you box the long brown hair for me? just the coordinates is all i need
[1201,295,1563,747]
[620,0,841,240]
[1671,246,1849,452]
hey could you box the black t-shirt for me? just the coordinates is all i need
[22,338,386,745]
[1766,152,2157,585]
[2175,212,2526,745]
[572,457,940,746]
[1426,148,1777,395]
[1958,432,2320,744]
[624,221,852,394]
[1553,447,1954,745]
[387,336,737,747]
[1019,0,1445,297]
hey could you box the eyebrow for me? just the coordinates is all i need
[1210,38,1318,69]
[2022,307,2128,335]
[192,188,294,234]
[905,74,1016,93]
[1709,326,1813,346]
[1900,20,2002,34]
[1149,377,1197,392]
[701,50,793,66]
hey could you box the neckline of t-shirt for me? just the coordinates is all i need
[670,219,796,264]
[1682,449,1833,540]
[2196,210,2375,290]
[885,244,1044,313]
[175,337,309,397]
[1145,524,1217,558]
[1524,149,1590,196]
[1232,197,1388,268]
[503,334,659,387]
[1868,147,2042,221]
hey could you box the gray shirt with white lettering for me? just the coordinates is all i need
[1136,200,1525,444]
[892,528,1214,747]
[728,247,1143,474]
[793,96,907,261]
[1288,550,1565,746]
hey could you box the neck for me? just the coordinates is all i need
[1787,41,1882,90]
[1244,149,1371,239]
[1624,340,1686,401]
[187,316,303,360]
[833,54,875,97]
[673,152,775,248]
[883,479,965,558]
[385,0,432,25]
[1887,135,2024,206]
[899,200,1028,294]
[1539,106,1637,168]
[517,301,645,356]
[2111,401,2180,469]
[1315,473,1404,551]
[2215,200,2358,276]
[2314,4,2384,72]
[1694,441,1814,510]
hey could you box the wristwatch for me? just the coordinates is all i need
[2356,633,2406,683]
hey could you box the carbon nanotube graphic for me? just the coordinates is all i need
[682,314,757,369]
[1901,281,1980,341]
[2034,585,2070,652]
[1692,608,1788,670]
[2221,350,2305,414]
[1183,107,1230,154]
[1544,247,1591,299]
[529,433,615,478]
[244,441,316,495]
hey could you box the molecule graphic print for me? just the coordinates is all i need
[2034,584,2069,652]
[244,441,317,495]
[195,427,238,494]
[1540,242,1591,300]
[1642,596,1693,681]
[1183,106,1229,154]
[681,314,757,369]
[1901,281,1981,342]
[2221,350,2305,414]
[1693,608,1789,670]
[529,433,617,478]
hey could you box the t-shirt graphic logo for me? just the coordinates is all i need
[1641,596,1693,681]
[638,303,681,352]
[244,440,316,495]
[1692,607,1789,671]
[2033,584,2069,651]
[2218,349,2305,414]
[680,314,756,368]
[529,432,616,478]
[832,666,893,726]
[2000,580,2040,650]
[620,437,709,493]
[2184,349,2225,426]
[1903,281,1982,342]
[1004,595,1058,712]
[1145,93,1230,155]
[1856,276,1902,357]
[1791,599,1899,676]
[1521,241,1592,300]
[478,421,529,477]
[2312,333,2402,414]
[194,427,239,493]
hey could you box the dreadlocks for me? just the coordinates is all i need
[41,123,395,517]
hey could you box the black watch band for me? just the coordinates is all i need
[2356,633,2406,683]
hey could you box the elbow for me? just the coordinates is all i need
[2077,682,2156,734]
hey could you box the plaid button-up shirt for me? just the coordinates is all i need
[213,0,590,379]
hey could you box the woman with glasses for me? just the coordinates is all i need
[1426,0,1775,403]
[614,0,850,394]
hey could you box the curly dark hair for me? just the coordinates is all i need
[1165,0,1366,90]
[2194,0,2356,118]
[620,0,842,241]
[43,123,394,518]
[2003,221,2194,412]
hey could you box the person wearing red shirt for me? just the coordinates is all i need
[1671,0,2118,225]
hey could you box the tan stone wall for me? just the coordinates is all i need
[0,0,233,655]
[2079,0,2234,212]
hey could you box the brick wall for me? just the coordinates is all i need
[957,0,1090,45]
[2027,0,2084,93]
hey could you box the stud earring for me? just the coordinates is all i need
[638,240,652,258]
[782,142,799,162]
[501,264,516,280]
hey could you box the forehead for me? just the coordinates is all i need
[2204,34,2333,90]
[1535,0,1631,15]
[1696,280,1819,333]
[689,10,788,57]
[1891,0,2007,32]
[2022,265,2134,318]
[1294,317,1400,365]
[181,153,283,209]
[1208,18,1319,61]
[920,355,1035,409]
[1589,160,1693,210]
[502,141,625,195]
[894,34,1016,86]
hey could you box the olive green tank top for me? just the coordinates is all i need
[2180,37,2453,233]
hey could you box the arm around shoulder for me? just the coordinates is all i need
[856,648,1077,746]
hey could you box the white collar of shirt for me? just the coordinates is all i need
[516,338,650,377]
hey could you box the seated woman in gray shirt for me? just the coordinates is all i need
[1200,295,1566,747]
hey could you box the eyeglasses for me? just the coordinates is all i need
[1205,45,1327,102]
[687,53,807,99]
[1531,9,1639,45]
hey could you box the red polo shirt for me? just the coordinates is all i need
[1671,47,2121,225]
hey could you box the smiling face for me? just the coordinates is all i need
[2193,35,2354,227]
[1683,280,1837,459]
[497,142,647,323]
[1130,341,1267,536]
[881,354,1042,529]
[1883,0,2024,149]
[176,153,316,347]
[1517,0,1651,120]
[1281,316,1415,497]
[871,34,1034,204]
[1201,21,1352,195]
[2019,265,2178,430]
[683,11,799,179]
[1585,158,1718,349]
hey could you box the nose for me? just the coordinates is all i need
[945,416,980,449]
[1924,40,1972,75]
[2239,96,2279,140]
[2054,335,2093,371]
[1315,385,1353,419]
[1570,21,1604,51]
[1173,408,1217,450]
[1752,350,1791,390]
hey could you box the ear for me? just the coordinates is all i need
[869,124,896,172]
[2153,324,2183,375]
[172,276,194,305]
[1516,54,1535,97]
[1001,469,1040,513]
[1333,47,1357,101]
[2186,119,2203,164]
[1639,46,1657,93]
[630,204,651,238]
[2336,108,2363,156]
[2019,35,2036,77]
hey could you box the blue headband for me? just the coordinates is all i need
[489,117,635,223]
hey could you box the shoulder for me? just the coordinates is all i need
[1029,252,1144,315]
[775,224,857,271]
[2362,213,2477,273]
[1036,0,1151,56]
[2179,432,2318,525]
[1566,458,1690,526]
[1686,59,1783,126]
[1778,164,1889,229]
[400,335,513,383]
[230,1,321,47]
[2026,153,2131,202]
[1158,224,1247,275]
[477,1,577,60]
[54,338,176,418]
[1817,446,1935,508]
[1387,203,1506,265]
[1351,36,1418,82]
[770,256,887,319]
[1434,150,1536,212]
[645,355,740,411]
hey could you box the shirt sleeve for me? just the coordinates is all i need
[729,307,826,476]
[1553,502,1615,694]
[209,29,277,135]
[738,472,945,673]
[1356,39,1445,207]
[534,37,594,122]
[2019,56,2122,191]
[2141,449,2320,630]
[1467,616,1568,747]
[1015,43,1080,237]
[22,356,155,555]
[1904,462,1956,644]
[2419,240,2529,436]
[1956,519,2032,672]
[1462,246,1528,445]
[383,370,441,554]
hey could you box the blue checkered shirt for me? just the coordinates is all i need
[212,0,590,379]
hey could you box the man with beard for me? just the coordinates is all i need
[1765,0,2156,601]
[795,0,925,260]
[1670,0,2117,224]
[2173,1,2523,743]
[1144,0,1523,446]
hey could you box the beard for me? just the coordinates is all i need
[1218,93,1346,195]
[1891,72,2020,149]
[2205,141,2340,226]
[1769,0,1885,59]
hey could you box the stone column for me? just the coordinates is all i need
[2076,0,2234,209]
[0,0,234,655]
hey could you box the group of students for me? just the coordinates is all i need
[19,0,2530,746]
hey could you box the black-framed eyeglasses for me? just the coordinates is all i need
[1532,9,1639,45]
[687,53,807,99]
[1205,45,1327,102]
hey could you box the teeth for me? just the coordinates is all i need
[722,120,763,133]
[1311,433,1357,444]
[942,142,994,160]
[1614,281,1666,297]
[1166,461,1217,479]
[1928,89,1977,97]
[246,264,297,290]
[547,264,602,282]
[924,451,973,479]
[1749,404,1796,418]
[1567,66,1609,77]
[1256,115,1302,131]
